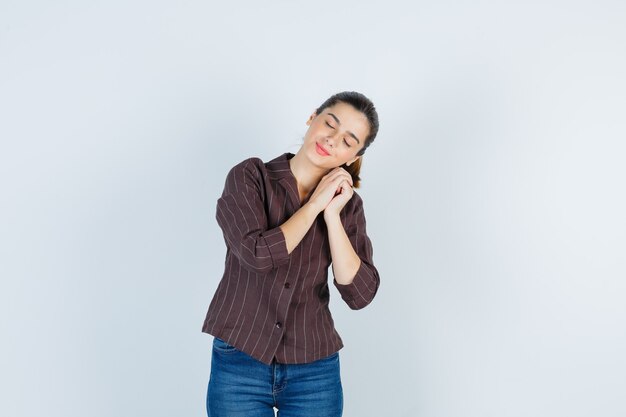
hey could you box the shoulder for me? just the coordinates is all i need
[349,189,364,211]
[229,156,264,175]
[351,189,364,206]
[226,153,290,182]
[221,156,267,192]
[341,189,365,224]
[225,156,266,180]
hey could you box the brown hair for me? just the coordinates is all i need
[315,91,379,188]
[343,157,364,188]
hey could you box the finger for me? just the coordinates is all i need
[326,170,353,186]
[331,174,352,189]
[331,167,351,180]
[341,179,354,193]
[326,167,349,178]
[336,179,352,195]
[339,173,353,187]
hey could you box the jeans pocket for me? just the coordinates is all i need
[316,351,339,364]
[212,337,238,354]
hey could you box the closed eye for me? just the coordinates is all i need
[343,138,352,147]
[325,121,335,129]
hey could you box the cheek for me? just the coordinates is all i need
[337,150,355,161]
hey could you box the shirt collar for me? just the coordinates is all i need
[265,152,303,208]
[266,152,296,181]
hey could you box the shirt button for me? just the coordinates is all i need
[275,322,282,329]
[284,282,291,289]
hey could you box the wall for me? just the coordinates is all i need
[1,1,625,416]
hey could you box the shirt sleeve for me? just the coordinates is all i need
[215,158,290,274]
[333,193,380,310]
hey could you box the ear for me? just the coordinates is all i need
[346,155,360,166]
[306,111,317,126]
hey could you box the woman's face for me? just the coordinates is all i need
[301,102,370,169]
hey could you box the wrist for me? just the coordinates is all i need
[304,200,324,216]
[323,210,341,222]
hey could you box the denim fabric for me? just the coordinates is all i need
[207,337,343,417]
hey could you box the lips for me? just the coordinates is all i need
[315,142,330,156]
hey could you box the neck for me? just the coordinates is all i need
[288,151,329,194]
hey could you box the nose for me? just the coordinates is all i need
[325,132,338,147]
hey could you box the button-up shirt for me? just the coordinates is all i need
[201,152,380,365]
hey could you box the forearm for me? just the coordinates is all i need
[324,213,361,285]
[279,202,321,254]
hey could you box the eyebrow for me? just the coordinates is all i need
[327,112,361,144]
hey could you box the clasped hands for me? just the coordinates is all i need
[306,167,354,219]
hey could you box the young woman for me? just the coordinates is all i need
[202,91,381,417]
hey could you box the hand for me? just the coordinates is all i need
[324,177,353,218]
[306,167,354,214]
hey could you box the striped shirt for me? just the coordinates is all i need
[201,152,380,365]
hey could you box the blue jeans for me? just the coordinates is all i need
[207,337,343,417]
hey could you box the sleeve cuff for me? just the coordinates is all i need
[333,261,378,310]
[262,226,289,268]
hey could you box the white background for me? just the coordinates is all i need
[1,1,625,416]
